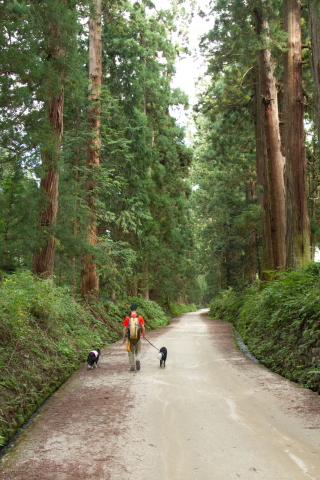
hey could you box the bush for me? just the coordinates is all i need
[209,288,244,325]
[238,265,320,392]
[168,302,198,317]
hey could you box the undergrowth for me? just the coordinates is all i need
[168,301,198,317]
[0,271,171,448]
[208,288,244,325]
[209,263,320,394]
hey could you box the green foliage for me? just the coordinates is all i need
[0,166,41,274]
[209,264,320,393]
[0,0,198,306]
[209,288,244,325]
[168,302,198,316]
[194,0,320,293]
[193,41,261,296]
[96,0,198,306]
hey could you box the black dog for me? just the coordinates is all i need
[158,347,167,368]
[87,349,100,369]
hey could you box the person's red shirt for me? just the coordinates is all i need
[123,313,145,327]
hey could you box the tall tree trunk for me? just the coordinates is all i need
[254,5,286,278]
[32,50,64,279]
[1,201,13,284]
[142,261,149,300]
[309,134,318,261]
[283,0,310,267]
[309,0,320,261]
[72,110,81,296]
[81,0,102,298]
[308,1,320,145]
[244,178,258,283]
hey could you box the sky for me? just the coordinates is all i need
[172,12,212,101]
[169,5,214,129]
[150,0,214,126]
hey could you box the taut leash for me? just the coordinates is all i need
[144,337,159,351]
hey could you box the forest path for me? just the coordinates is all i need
[1,311,320,480]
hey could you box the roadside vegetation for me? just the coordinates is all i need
[209,263,320,394]
[0,271,197,448]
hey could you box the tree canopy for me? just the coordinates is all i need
[1,0,320,305]
[0,0,206,306]
[194,0,320,293]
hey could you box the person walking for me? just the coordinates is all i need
[122,304,146,371]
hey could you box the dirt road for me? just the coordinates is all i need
[1,311,320,480]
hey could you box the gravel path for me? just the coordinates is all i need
[1,311,320,479]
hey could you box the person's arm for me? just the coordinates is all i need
[140,320,146,339]
[122,324,127,343]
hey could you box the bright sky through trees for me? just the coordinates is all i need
[172,10,212,103]
[152,0,214,129]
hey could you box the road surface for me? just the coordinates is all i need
[1,310,320,479]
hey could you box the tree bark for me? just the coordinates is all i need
[244,178,258,283]
[283,0,310,267]
[81,0,102,298]
[32,52,64,279]
[308,1,320,145]
[142,261,149,300]
[254,5,286,278]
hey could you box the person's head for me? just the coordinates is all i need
[130,304,137,312]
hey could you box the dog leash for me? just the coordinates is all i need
[144,337,159,351]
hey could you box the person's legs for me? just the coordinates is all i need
[135,339,141,370]
[128,347,135,369]
[128,340,141,370]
